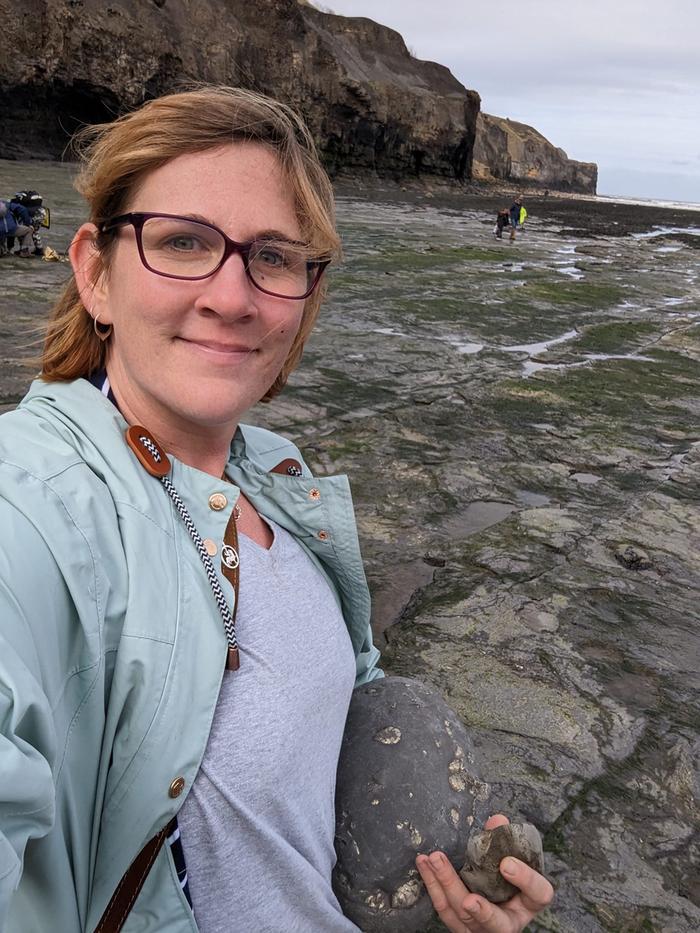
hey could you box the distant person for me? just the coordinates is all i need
[494,207,510,239]
[0,200,9,256]
[509,196,523,241]
[17,190,49,255]
[0,195,34,257]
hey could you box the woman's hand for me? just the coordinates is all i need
[415,814,554,932]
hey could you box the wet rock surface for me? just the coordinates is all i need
[2,160,699,931]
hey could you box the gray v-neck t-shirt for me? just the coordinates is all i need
[178,520,359,932]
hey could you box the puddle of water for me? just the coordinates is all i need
[372,327,409,338]
[516,489,551,507]
[663,297,686,306]
[631,225,700,240]
[523,352,655,377]
[441,500,516,537]
[571,472,601,485]
[500,330,578,355]
[454,341,485,355]
[558,266,585,280]
[585,353,655,363]
[370,559,436,637]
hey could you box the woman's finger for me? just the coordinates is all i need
[484,813,509,831]
[500,857,554,915]
[416,854,475,932]
[457,857,555,933]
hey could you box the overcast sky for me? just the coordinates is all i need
[320,0,700,203]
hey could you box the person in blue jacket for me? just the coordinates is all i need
[0,195,34,256]
[0,86,552,933]
[509,196,523,242]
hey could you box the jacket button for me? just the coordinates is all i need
[209,493,228,511]
[169,777,186,798]
[317,529,329,541]
[309,487,321,501]
[203,538,218,556]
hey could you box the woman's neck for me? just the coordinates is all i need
[106,367,238,478]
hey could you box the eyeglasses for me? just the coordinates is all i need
[99,212,331,300]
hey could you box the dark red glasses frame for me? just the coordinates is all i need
[99,212,331,300]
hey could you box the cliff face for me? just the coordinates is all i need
[473,112,597,194]
[0,0,596,192]
[0,0,479,181]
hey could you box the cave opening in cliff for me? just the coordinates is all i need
[51,81,122,157]
[0,81,122,161]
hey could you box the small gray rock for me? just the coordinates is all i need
[460,822,545,903]
[614,543,653,571]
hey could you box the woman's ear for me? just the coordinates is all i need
[69,223,112,323]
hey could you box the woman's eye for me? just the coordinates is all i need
[257,247,286,267]
[166,235,199,251]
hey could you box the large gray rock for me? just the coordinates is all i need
[333,676,491,933]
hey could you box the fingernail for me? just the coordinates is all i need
[430,852,445,866]
[502,857,517,876]
[466,900,481,915]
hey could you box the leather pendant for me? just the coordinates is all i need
[221,508,241,670]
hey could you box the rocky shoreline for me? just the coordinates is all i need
[333,177,700,238]
[2,157,699,931]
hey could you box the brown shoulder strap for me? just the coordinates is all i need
[93,819,174,933]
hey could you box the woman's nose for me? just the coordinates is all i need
[195,251,257,318]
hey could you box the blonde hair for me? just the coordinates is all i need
[41,86,341,400]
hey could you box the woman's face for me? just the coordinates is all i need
[88,143,306,435]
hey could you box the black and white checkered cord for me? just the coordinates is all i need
[137,434,238,652]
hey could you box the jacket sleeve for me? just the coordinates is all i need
[9,203,31,226]
[0,501,58,926]
[354,628,383,686]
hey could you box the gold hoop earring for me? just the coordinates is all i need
[93,311,113,342]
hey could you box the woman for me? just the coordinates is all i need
[0,87,552,932]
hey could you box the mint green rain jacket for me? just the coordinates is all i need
[0,378,381,932]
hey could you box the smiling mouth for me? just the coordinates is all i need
[180,337,256,357]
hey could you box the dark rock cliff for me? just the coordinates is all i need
[0,0,596,192]
[473,112,597,194]
[0,0,479,181]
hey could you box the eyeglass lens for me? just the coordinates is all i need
[139,216,315,298]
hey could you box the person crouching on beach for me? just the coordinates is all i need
[0,85,553,933]
[494,207,511,239]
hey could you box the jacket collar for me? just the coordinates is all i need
[21,377,301,479]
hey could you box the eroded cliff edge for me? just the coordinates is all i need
[473,112,598,194]
[0,0,596,193]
